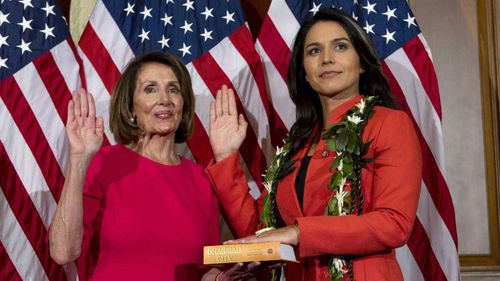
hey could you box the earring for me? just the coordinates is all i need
[129,116,137,124]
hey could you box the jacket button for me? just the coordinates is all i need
[321,150,329,158]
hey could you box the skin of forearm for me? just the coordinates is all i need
[49,156,91,264]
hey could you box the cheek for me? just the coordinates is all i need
[175,98,184,115]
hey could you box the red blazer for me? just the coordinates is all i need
[206,96,422,281]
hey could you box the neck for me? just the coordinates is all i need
[130,135,179,165]
[319,93,360,128]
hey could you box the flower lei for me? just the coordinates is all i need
[260,96,379,281]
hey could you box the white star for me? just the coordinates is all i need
[352,12,358,21]
[200,28,213,42]
[0,33,8,48]
[0,11,9,26]
[183,0,194,11]
[138,28,150,43]
[166,0,175,4]
[0,56,7,69]
[383,6,397,21]
[40,24,55,39]
[180,20,193,34]
[18,17,33,32]
[41,2,56,17]
[124,2,135,16]
[158,35,170,49]
[178,42,191,57]
[201,7,214,20]
[222,10,235,24]
[363,21,375,35]
[140,6,152,20]
[381,28,396,44]
[404,13,417,28]
[17,39,32,54]
[362,1,377,15]
[161,13,173,26]
[309,2,322,15]
[19,0,34,9]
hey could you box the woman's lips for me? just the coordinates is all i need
[154,111,173,119]
[320,70,341,78]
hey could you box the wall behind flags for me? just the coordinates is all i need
[65,0,500,280]
[409,0,500,280]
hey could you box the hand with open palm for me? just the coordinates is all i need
[66,89,104,161]
[209,85,248,162]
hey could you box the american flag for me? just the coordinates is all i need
[256,0,460,281]
[0,0,80,280]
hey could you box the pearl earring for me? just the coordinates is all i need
[130,116,137,124]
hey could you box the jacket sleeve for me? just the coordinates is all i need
[296,110,422,257]
[205,152,266,238]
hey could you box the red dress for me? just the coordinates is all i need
[78,144,219,281]
[206,96,422,281]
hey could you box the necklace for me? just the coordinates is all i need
[260,96,379,281]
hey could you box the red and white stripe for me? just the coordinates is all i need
[0,39,80,280]
[255,1,460,281]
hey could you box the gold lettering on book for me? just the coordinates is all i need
[216,255,233,263]
[206,245,243,256]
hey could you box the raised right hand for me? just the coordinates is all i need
[209,85,248,162]
[66,89,104,159]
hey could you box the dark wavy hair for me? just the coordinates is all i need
[109,51,195,144]
[287,8,398,154]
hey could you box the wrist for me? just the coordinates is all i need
[69,154,93,168]
[214,151,235,162]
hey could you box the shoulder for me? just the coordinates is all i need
[372,106,412,122]
[93,144,124,158]
[179,157,205,174]
[365,106,419,149]
[367,106,414,133]
[87,144,129,172]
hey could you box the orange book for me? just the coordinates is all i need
[203,242,298,264]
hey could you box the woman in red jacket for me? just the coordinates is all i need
[207,8,422,281]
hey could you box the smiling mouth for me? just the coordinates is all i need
[154,112,174,119]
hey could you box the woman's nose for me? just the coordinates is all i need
[158,89,173,105]
[322,49,335,65]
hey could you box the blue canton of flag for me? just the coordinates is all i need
[103,0,246,64]
[0,0,69,80]
[285,0,421,59]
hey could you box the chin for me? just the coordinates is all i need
[158,127,177,136]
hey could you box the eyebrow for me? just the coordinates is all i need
[305,37,351,49]
[139,80,180,86]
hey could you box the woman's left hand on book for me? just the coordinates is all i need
[224,225,299,246]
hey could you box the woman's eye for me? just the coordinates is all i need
[307,48,320,56]
[144,86,157,94]
[335,43,348,51]
[168,86,180,94]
